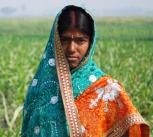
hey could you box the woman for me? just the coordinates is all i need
[20,5,150,137]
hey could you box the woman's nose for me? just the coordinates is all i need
[68,41,76,53]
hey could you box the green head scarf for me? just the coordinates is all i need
[21,5,105,137]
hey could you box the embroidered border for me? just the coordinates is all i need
[54,23,82,137]
[104,113,146,137]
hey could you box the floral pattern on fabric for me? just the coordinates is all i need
[89,78,122,112]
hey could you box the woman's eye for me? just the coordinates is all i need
[76,39,86,44]
[61,36,88,45]
[61,39,67,43]
[61,39,70,44]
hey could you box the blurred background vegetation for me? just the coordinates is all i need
[0,17,153,136]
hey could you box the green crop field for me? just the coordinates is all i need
[0,17,153,136]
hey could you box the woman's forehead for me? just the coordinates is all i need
[61,28,89,37]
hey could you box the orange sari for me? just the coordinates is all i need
[75,76,150,137]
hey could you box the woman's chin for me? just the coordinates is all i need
[69,63,78,70]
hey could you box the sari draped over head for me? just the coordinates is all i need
[21,6,150,137]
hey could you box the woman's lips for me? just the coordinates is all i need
[66,56,79,61]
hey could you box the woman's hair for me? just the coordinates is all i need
[58,5,94,44]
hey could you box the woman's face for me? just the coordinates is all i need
[61,28,90,69]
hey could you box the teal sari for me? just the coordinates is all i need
[20,7,105,137]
